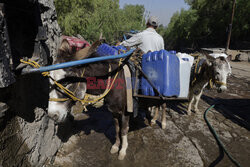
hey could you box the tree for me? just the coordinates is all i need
[164,9,198,50]
[54,0,145,43]
[164,0,250,50]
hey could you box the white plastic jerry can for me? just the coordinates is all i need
[176,53,194,98]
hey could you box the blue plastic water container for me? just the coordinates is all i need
[97,44,118,56]
[169,50,176,54]
[141,50,180,97]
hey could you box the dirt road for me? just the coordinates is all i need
[230,61,250,81]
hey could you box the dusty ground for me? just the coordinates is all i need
[50,61,250,167]
[230,61,250,81]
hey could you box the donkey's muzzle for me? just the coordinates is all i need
[217,85,227,93]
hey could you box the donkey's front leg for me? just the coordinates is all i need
[194,90,203,113]
[161,103,167,129]
[151,106,159,125]
[187,95,194,115]
[110,117,120,154]
[118,114,129,160]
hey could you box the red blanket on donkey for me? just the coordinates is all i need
[62,36,90,51]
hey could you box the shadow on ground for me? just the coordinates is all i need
[202,95,250,130]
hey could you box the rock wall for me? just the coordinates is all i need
[39,0,61,60]
[0,0,62,166]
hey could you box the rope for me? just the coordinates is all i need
[82,59,123,104]
[118,49,127,54]
[191,57,200,86]
[204,105,242,167]
[20,58,123,106]
[20,59,73,101]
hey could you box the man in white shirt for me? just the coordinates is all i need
[121,16,164,53]
[120,16,165,118]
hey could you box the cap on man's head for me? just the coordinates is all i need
[147,16,159,27]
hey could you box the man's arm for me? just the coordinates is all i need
[160,36,165,50]
[121,33,142,47]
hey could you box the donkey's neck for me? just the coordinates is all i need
[193,61,214,87]
[202,63,214,82]
[83,61,122,95]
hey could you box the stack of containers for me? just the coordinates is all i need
[176,52,194,98]
[97,44,128,56]
[96,44,118,56]
[96,44,193,98]
[141,50,180,97]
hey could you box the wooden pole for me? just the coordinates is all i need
[226,0,237,52]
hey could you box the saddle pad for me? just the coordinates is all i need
[123,64,133,113]
[62,36,90,51]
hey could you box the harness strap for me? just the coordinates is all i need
[191,57,201,86]
[20,58,123,106]
[215,80,227,86]
[49,98,69,102]
[191,58,227,88]
[82,62,121,105]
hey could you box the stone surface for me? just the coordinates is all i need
[0,8,16,88]
[0,0,62,166]
[39,0,62,60]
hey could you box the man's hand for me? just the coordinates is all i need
[115,41,121,46]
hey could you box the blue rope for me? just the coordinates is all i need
[204,105,242,167]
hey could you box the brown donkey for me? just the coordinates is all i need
[48,40,131,160]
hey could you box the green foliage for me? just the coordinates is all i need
[164,9,198,49]
[165,0,250,50]
[232,0,250,43]
[54,0,145,43]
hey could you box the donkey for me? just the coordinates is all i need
[48,40,131,160]
[187,54,232,115]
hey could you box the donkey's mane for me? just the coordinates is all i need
[190,58,214,87]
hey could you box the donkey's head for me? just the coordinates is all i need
[206,54,232,93]
[47,40,88,123]
[48,69,87,123]
[47,39,102,123]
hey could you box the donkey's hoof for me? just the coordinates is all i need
[162,123,167,129]
[150,120,156,126]
[110,145,119,154]
[194,109,200,113]
[186,110,192,115]
[118,151,126,160]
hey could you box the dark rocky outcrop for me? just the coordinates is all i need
[0,0,62,166]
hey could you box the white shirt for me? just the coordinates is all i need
[121,28,164,53]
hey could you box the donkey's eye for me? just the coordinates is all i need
[216,72,220,75]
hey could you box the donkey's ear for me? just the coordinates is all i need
[59,39,71,53]
[75,46,91,60]
[204,52,216,61]
[204,52,215,65]
[215,54,230,64]
[219,56,227,61]
[74,40,101,60]
[225,56,230,63]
